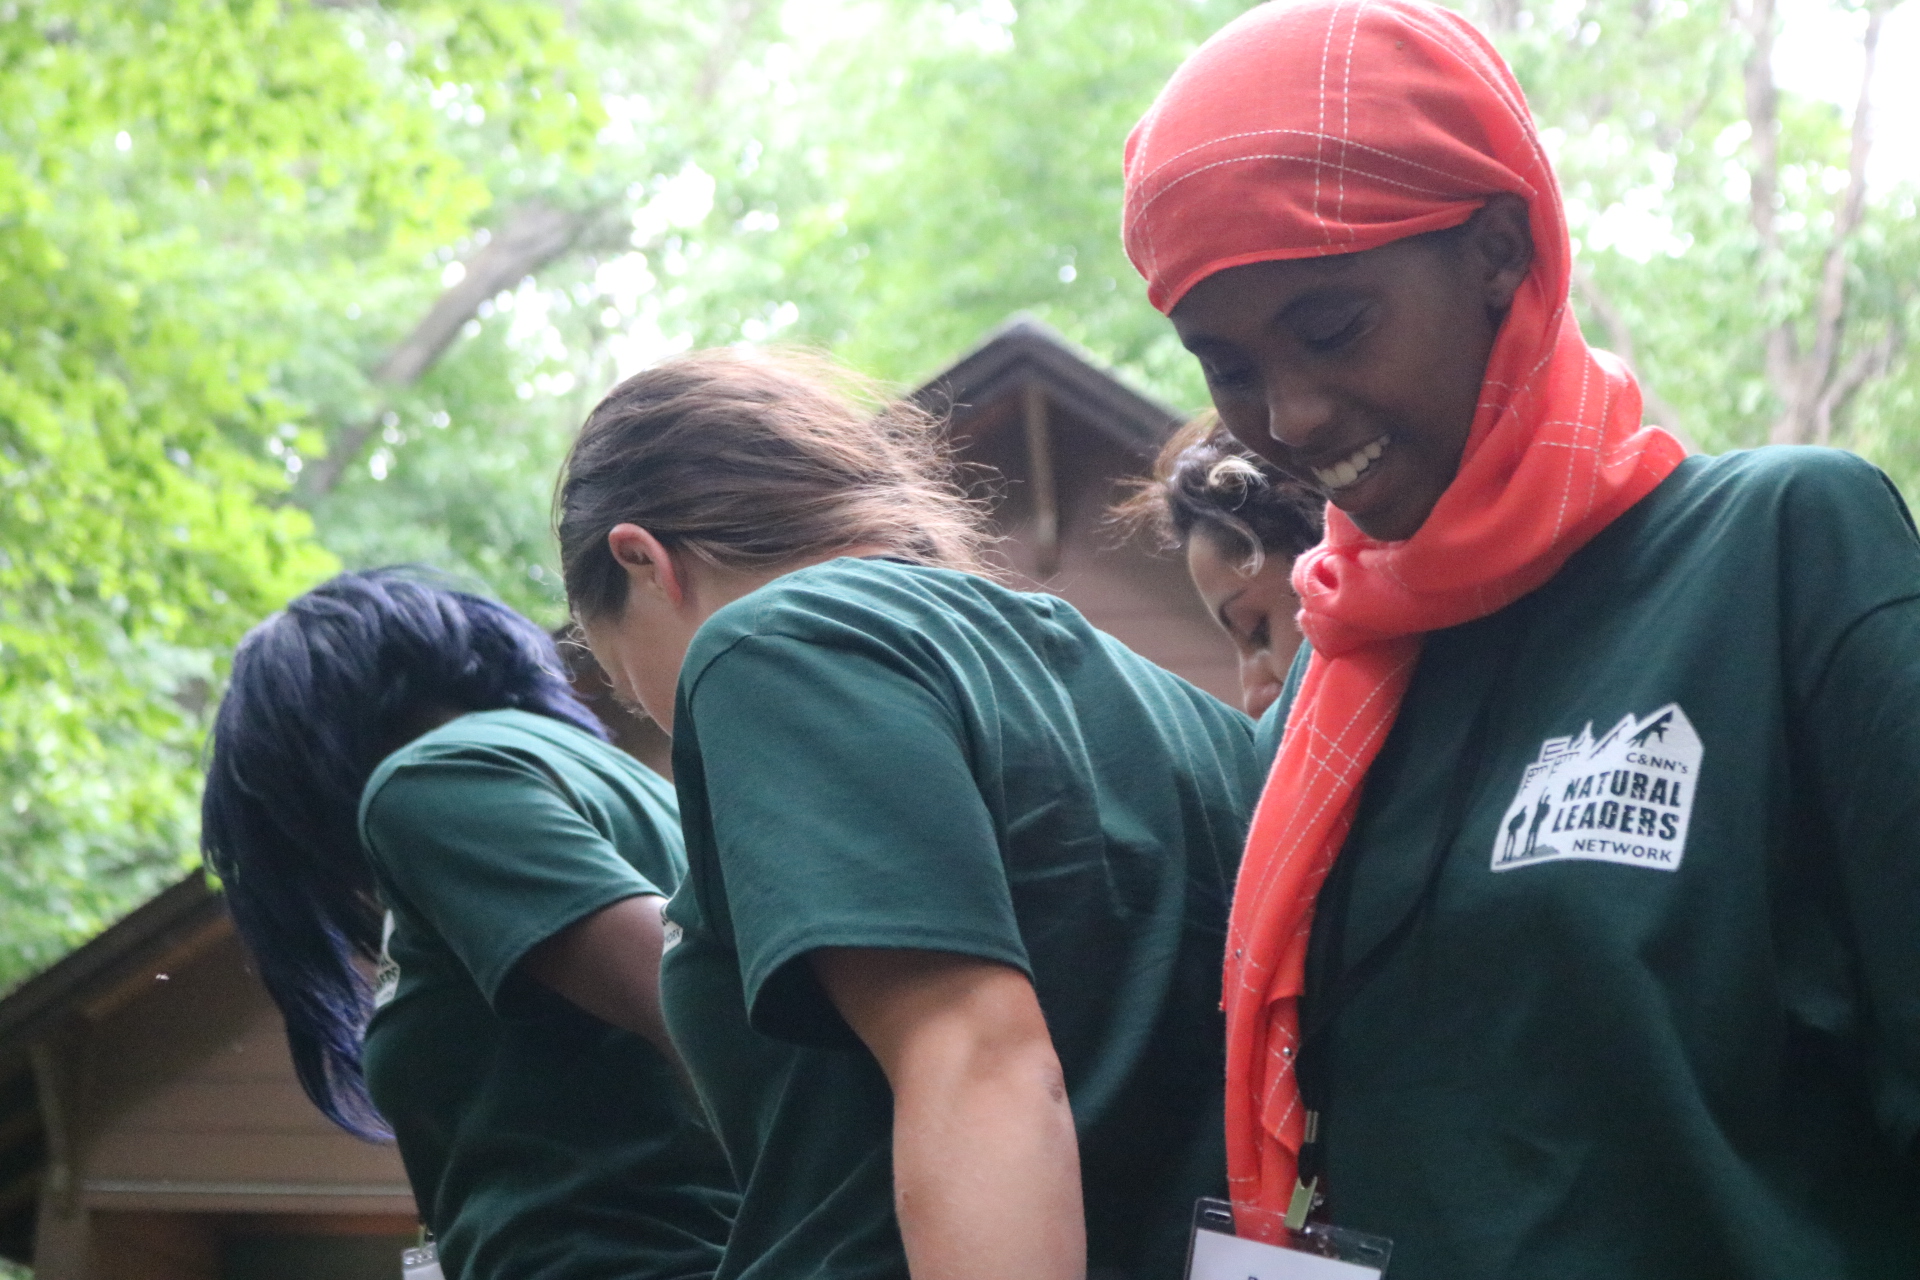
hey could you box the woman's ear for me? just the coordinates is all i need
[1469,192,1534,313]
[606,525,687,608]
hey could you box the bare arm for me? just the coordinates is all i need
[812,948,1085,1280]
[522,894,675,1061]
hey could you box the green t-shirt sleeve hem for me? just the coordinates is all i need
[474,885,666,1012]
[359,747,671,1014]
[681,628,1029,1046]
[743,924,1034,1049]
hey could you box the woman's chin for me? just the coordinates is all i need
[1332,471,1437,543]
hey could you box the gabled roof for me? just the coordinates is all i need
[911,314,1183,456]
[0,875,225,1061]
[0,874,227,1262]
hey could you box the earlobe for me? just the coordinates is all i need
[606,524,687,608]
[1474,193,1535,311]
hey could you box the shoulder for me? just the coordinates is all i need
[683,558,1077,686]
[1601,447,1919,583]
[373,709,600,778]
[1665,447,1912,527]
[360,710,657,825]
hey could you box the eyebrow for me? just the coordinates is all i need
[1180,282,1367,354]
[1269,286,1365,336]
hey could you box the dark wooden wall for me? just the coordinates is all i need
[30,928,414,1280]
[952,392,1238,706]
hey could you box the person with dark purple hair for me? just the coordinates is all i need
[201,568,734,1280]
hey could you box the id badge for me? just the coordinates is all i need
[402,1242,444,1280]
[1186,1197,1392,1279]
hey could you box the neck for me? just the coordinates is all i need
[382,702,465,760]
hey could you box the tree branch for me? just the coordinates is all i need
[1572,265,1690,443]
[1471,0,1522,35]
[303,202,593,497]
[1738,0,1809,429]
[1765,0,1893,443]
[301,0,781,501]
[385,204,590,385]
[694,0,776,106]
[303,0,779,499]
[1813,324,1899,444]
[1792,0,1887,441]
[1738,0,1782,257]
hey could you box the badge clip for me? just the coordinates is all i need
[1284,1176,1320,1231]
[1286,1109,1324,1229]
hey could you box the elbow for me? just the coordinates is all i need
[897,1011,1070,1116]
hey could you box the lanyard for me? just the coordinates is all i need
[1289,603,1529,1222]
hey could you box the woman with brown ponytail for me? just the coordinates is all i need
[554,350,1265,1280]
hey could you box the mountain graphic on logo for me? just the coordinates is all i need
[1491,703,1701,874]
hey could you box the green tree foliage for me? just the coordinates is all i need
[5,0,1914,991]
[667,0,1259,404]
[300,0,795,619]
[236,0,1920,699]
[589,0,1915,465]
[1493,0,1920,485]
[312,0,1261,620]
[0,0,600,985]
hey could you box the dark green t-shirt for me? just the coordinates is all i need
[359,709,736,1280]
[659,558,1264,1280]
[1264,448,1920,1278]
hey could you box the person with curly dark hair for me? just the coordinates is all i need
[1118,413,1325,718]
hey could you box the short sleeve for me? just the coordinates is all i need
[362,754,665,1007]
[1785,455,1920,1152]
[1803,600,1920,1154]
[683,633,1027,1046]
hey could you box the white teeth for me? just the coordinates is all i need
[1313,436,1389,491]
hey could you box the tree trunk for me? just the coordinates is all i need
[302,202,592,498]
[1573,266,1690,445]
[1747,0,1894,444]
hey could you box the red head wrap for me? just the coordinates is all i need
[1122,0,1685,1232]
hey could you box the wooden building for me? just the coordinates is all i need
[916,314,1236,703]
[0,316,1233,1277]
[0,877,417,1279]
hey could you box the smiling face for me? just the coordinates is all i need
[1169,198,1533,543]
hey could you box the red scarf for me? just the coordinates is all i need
[1122,0,1685,1231]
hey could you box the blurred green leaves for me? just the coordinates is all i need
[0,0,599,985]
[3,0,1914,989]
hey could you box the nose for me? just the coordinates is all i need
[1264,374,1336,450]
[1239,653,1285,721]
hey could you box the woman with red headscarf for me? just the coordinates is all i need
[1124,1,1920,1276]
